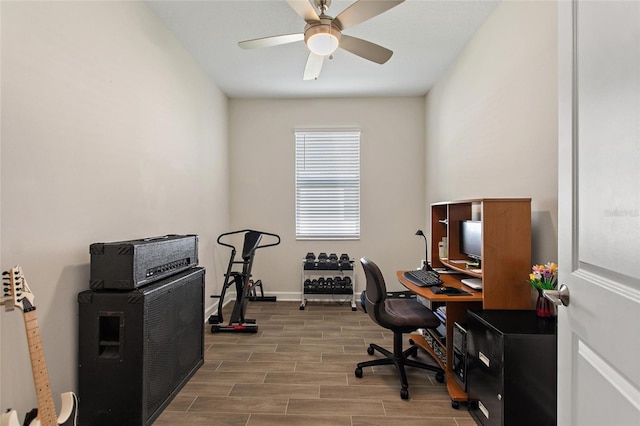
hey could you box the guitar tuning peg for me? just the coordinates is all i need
[2,271,8,275]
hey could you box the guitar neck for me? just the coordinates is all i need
[23,309,58,426]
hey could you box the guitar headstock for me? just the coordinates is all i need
[2,265,35,312]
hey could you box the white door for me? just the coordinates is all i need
[557,1,640,425]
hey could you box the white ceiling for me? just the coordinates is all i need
[147,0,500,98]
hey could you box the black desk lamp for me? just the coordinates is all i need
[415,230,429,270]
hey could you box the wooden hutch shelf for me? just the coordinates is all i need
[400,198,532,408]
[430,198,532,310]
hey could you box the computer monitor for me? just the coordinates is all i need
[460,220,482,261]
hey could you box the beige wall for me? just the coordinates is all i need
[425,0,558,263]
[0,1,229,415]
[229,97,428,297]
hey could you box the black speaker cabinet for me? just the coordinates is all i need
[78,267,205,426]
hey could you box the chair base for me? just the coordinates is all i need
[355,332,444,400]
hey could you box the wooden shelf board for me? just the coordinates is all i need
[439,259,482,278]
[410,332,445,370]
[410,333,467,402]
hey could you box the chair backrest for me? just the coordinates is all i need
[360,258,388,321]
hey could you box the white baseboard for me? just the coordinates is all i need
[276,291,362,303]
[204,292,237,319]
[204,291,363,321]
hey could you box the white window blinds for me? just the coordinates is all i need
[295,130,361,240]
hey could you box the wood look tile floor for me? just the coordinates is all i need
[154,300,475,426]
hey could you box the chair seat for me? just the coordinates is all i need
[380,298,441,332]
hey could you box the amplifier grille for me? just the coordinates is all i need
[145,276,203,418]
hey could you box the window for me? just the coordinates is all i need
[295,129,360,240]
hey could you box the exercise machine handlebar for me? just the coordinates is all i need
[216,229,281,251]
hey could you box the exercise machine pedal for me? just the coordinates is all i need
[210,323,258,333]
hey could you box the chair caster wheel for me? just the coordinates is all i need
[355,367,363,378]
[351,307,357,311]
[367,345,375,356]
[451,400,459,409]
[299,305,305,310]
[435,372,445,383]
[400,388,409,400]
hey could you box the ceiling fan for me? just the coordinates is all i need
[238,0,405,80]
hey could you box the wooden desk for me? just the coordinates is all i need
[397,271,482,408]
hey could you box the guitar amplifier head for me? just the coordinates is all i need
[89,234,198,290]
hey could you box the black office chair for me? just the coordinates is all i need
[355,257,445,399]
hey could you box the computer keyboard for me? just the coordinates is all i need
[403,269,444,287]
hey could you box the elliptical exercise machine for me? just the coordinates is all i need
[208,229,280,333]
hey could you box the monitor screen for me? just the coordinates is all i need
[460,220,482,260]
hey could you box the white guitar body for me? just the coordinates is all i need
[0,383,78,426]
[22,392,78,426]
[1,267,78,426]
[54,392,78,426]
[0,410,19,426]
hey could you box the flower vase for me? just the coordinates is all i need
[536,288,555,318]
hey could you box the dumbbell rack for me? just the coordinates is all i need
[300,253,357,311]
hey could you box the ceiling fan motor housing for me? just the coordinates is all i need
[304,18,342,56]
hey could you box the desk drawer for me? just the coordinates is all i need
[467,317,503,376]
[468,365,502,426]
[466,310,557,426]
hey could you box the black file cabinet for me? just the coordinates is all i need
[467,310,557,426]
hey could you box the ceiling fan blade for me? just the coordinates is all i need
[334,0,404,30]
[286,0,320,23]
[339,34,393,64]
[238,33,304,49]
[303,52,324,80]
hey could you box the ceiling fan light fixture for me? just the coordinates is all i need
[305,24,341,56]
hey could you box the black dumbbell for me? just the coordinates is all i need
[317,253,328,269]
[304,252,317,270]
